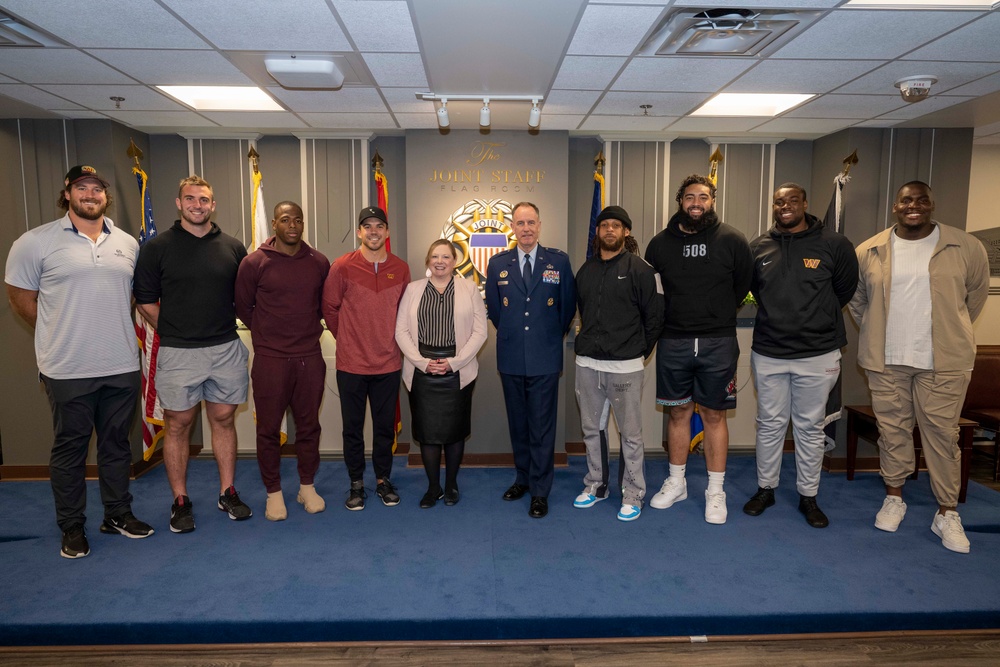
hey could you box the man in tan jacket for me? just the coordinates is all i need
[849,181,989,554]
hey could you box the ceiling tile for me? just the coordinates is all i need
[382,88,435,114]
[942,72,1000,98]
[100,110,219,128]
[37,85,188,111]
[784,94,903,119]
[0,49,135,85]
[974,134,1000,144]
[552,56,627,90]
[333,1,418,52]
[199,111,308,128]
[86,50,253,86]
[724,59,884,94]
[0,74,18,84]
[0,0,209,49]
[541,90,601,115]
[749,118,856,135]
[973,120,1000,137]
[835,60,1000,95]
[0,84,84,110]
[665,117,770,133]
[158,0,351,51]
[362,53,427,87]
[770,10,973,60]
[266,87,388,113]
[532,114,585,131]
[672,0,840,5]
[613,57,756,92]
[904,11,1000,62]
[580,115,675,131]
[299,112,396,129]
[389,112,438,129]
[593,91,709,116]
[567,4,665,56]
[875,95,974,120]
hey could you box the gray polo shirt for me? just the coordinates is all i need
[5,214,140,379]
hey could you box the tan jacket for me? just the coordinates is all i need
[848,222,990,372]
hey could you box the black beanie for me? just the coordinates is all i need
[595,205,632,231]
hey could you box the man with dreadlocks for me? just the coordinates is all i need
[571,205,664,522]
[644,175,753,525]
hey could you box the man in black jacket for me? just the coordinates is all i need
[644,174,752,525]
[743,183,858,528]
[573,206,664,522]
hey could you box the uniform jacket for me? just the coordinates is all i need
[750,214,858,359]
[395,276,488,390]
[484,246,576,376]
[848,222,990,373]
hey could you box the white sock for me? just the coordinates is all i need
[669,463,686,479]
[707,470,725,494]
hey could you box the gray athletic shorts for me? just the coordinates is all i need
[156,339,249,411]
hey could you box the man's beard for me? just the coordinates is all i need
[677,207,718,233]
[599,234,625,254]
[70,199,107,222]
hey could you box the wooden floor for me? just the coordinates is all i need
[3,455,997,666]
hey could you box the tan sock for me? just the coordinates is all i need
[265,491,287,521]
[297,484,326,514]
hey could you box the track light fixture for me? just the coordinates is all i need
[528,99,541,128]
[437,98,450,128]
[480,98,490,128]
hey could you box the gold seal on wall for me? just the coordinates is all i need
[441,198,516,297]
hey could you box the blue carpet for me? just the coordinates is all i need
[1,454,999,645]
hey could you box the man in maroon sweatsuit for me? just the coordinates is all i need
[236,201,330,521]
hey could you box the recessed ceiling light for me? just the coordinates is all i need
[691,93,815,117]
[156,86,282,111]
[844,0,999,8]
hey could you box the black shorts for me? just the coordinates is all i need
[655,336,739,411]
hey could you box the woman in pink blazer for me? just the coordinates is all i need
[395,240,487,507]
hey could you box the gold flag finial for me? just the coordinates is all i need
[126,138,143,167]
[841,149,859,177]
[594,151,605,173]
[247,146,260,174]
[708,147,724,186]
[372,150,384,174]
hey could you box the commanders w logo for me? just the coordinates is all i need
[802,258,821,269]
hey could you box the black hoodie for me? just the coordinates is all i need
[749,214,858,359]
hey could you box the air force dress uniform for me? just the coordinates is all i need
[485,245,576,504]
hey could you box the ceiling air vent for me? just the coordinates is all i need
[640,7,823,57]
[0,12,66,47]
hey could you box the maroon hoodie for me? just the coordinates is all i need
[235,237,331,358]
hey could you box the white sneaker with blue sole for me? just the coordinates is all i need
[617,503,641,521]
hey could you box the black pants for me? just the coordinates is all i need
[336,370,401,482]
[41,371,140,531]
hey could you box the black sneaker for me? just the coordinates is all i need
[60,525,90,559]
[218,486,253,520]
[376,478,400,506]
[799,494,829,528]
[345,480,366,511]
[170,495,195,533]
[743,486,775,516]
[100,511,154,539]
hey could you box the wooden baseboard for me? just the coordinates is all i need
[1,445,201,482]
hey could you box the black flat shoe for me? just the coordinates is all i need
[503,483,529,501]
[420,488,444,509]
[799,494,829,528]
[529,496,548,518]
[444,488,460,506]
[743,486,775,516]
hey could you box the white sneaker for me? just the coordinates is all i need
[874,496,907,532]
[573,489,606,509]
[705,490,727,524]
[617,504,641,522]
[649,477,687,509]
[931,510,971,554]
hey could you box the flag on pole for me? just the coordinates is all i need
[586,170,605,260]
[132,165,165,461]
[375,166,402,451]
[689,405,705,453]
[821,168,853,450]
[250,163,268,251]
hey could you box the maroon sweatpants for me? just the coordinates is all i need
[251,353,326,492]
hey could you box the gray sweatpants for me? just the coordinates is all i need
[575,365,647,506]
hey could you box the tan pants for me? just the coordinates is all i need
[866,365,971,507]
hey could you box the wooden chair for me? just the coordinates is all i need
[961,345,1000,482]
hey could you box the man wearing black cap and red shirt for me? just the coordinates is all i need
[6,165,153,558]
[322,206,410,510]
[572,206,663,522]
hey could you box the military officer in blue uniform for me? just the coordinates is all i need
[485,201,576,518]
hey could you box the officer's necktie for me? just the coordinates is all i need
[523,254,532,285]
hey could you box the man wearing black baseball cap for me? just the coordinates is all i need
[6,165,153,558]
[322,206,410,510]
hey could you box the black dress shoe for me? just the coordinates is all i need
[743,486,776,516]
[444,488,460,506]
[799,494,829,528]
[528,496,548,518]
[420,488,443,509]
[502,484,529,501]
